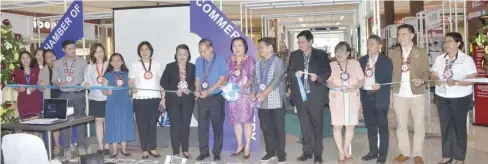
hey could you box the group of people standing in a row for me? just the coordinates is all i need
[12,23,474,164]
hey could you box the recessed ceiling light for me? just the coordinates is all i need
[299,17,304,21]
[335,22,340,25]
[301,24,306,27]
[340,16,344,20]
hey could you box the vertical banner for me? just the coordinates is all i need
[41,0,84,58]
[473,43,488,125]
[190,0,260,152]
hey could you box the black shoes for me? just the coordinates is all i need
[97,149,110,155]
[438,158,453,164]
[261,154,277,163]
[196,154,210,161]
[277,156,286,163]
[314,155,323,163]
[213,155,221,161]
[296,153,313,161]
[361,152,379,161]
[148,151,160,158]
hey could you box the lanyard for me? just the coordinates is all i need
[141,59,152,72]
[443,52,458,79]
[202,54,216,82]
[260,55,276,85]
[63,58,77,77]
[96,63,104,77]
[178,63,186,81]
[24,71,31,85]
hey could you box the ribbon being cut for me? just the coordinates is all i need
[7,76,488,97]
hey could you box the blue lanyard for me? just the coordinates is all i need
[202,54,216,82]
[259,55,276,85]
[24,71,31,85]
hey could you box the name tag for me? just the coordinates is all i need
[437,86,447,94]
[164,155,187,164]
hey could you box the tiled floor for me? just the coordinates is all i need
[59,123,488,164]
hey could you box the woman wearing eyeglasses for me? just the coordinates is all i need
[431,32,476,164]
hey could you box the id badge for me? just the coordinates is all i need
[437,86,447,94]
[26,89,31,95]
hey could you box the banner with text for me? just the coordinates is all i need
[190,0,260,152]
[41,0,84,58]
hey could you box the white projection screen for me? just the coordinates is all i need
[113,5,200,127]
[113,5,200,68]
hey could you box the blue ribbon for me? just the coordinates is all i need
[295,72,308,102]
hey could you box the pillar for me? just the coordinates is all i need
[409,1,424,16]
[384,1,395,27]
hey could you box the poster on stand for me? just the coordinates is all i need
[427,28,444,67]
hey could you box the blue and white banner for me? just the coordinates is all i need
[41,0,84,58]
[190,0,260,152]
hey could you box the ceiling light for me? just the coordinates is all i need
[245,3,271,7]
[274,4,304,8]
[271,2,302,6]
[301,24,306,27]
[336,22,341,25]
[340,16,344,20]
[299,17,304,22]
[250,6,275,9]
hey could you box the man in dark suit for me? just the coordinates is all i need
[287,30,331,163]
[359,35,393,164]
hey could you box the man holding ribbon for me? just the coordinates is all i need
[360,35,393,164]
[287,30,331,163]
[390,24,430,164]
[51,40,88,155]
[194,38,228,161]
[251,37,287,163]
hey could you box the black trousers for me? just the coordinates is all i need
[436,94,472,161]
[361,92,389,161]
[197,95,225,156]
[296,101,324,155]
[59,91,86,149]
[133,98,161,151]
[167,100,194,154]
[259,107,286,157]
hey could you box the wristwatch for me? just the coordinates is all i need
[454,81,459,85]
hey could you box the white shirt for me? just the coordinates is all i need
[129,60,163,99]
[431,51,477,98]
[397,47,417,97]
[363,54,378,90]
[83,62,108,101]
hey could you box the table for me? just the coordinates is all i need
[1,116,94,160]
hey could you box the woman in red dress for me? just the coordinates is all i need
[13,51,42,119]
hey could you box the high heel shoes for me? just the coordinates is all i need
[438,158,453,164]
[231,148,244,157]
[182,152,192,159]
[148,150,161,158]
[121,151,131,157]
[243,153,251,159]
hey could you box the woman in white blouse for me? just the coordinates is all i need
[83,43,110,154]
[431,32,476,164]
[128,41,164,159]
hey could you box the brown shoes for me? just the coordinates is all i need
[393,154,409,163]
[414,156,424,164]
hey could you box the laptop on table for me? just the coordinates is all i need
[20,98,68,125]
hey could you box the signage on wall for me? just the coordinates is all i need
[33,18,58,30]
